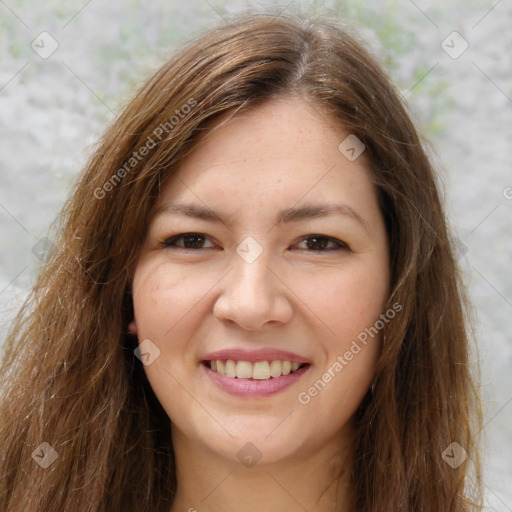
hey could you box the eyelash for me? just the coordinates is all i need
[160,233,349,252]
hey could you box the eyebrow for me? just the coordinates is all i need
[154,202,370,232]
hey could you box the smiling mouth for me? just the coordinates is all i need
[202,360,310,380]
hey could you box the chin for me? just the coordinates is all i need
[194,416,310,467]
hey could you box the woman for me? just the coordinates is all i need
[0,12,483,512]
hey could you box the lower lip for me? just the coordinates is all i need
[201,363,310,398]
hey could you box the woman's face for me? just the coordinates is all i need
[131,96,390,465]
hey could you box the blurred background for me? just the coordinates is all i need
[0,0,510,508]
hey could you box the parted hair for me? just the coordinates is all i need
[0,12,482,511]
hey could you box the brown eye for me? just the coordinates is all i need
[161,233,215,250]
[295,235,349,251]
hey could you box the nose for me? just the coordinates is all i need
[212,249,293,331]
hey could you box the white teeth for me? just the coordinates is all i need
[269,360,282,378]
[225,359,236,378]
[253,361,270,380]
[236,360,253,379]
[208,359,306,380]
[216,360,226,375]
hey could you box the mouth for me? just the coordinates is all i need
[202,359,310,380]
[201,358,311,398]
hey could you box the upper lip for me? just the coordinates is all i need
[201,348,311,364]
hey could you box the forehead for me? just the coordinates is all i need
[155,96,379,222]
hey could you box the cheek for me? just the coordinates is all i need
[296,267,386,436]
[298,260,389,344]
[132,263,203,340]
[131,264,202,418]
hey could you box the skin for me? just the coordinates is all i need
[130,96,390,512]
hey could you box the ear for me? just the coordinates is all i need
[128,319,138,335]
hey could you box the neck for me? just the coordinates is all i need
[169,427,355,512]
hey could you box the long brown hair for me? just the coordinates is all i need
[0,12,482,511]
